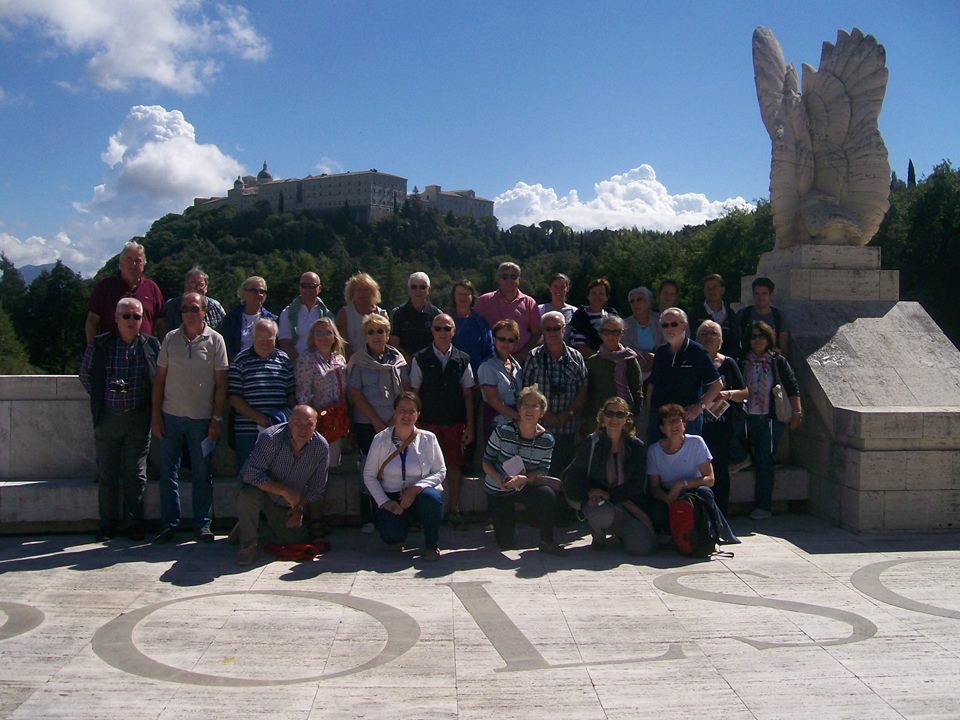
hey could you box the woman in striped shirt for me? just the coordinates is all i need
[482,385,569,556]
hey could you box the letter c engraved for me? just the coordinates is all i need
[851,558,960,620]
[0,602,45,641]
[653,570,877,649]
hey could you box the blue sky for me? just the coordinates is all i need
[0,0,957,275]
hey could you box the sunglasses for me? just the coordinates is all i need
[182,306,202,314]
[432,326,454,332]
[603,409,629,419]
[661,321,681,328]
[314,330,334,337]
[542,325,563,332]
[500,273,519,280]
[750,334,766,340]
[409,284,428,291]
[366,328,387,335]
[245,287,267,295]
[600,328,622,335]
[300,282,321,289]
[495,336,517,343]
[120,313,142,321]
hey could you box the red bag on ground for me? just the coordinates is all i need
[669,494,716,557]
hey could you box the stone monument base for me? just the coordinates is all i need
[742,247,960,532]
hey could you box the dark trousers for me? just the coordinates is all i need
[234,484,310,547]
[352,422,378,524]
[486,484,558,548]
[375,487,444,550]
[701,420,732,514]
[93,406,151,532]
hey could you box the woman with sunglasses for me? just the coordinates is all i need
[477,319,523,438]
[297,318,348,466]
[221,275,276,361]
[563,397,653,554]
[346,313,407,532]
[741,320,802,520]
[583,315,643,435]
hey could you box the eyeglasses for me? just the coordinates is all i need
[120,313,142,321]
[500,273,519,280]
[600,328,622,335]
[409,284,428,291]
[603,409,628,419]
[314,330,334,337]
[245,287,267,295]
[542,325,563,332]
[182,306,202,314]
[661,321,681,328]
[300,282,321,289]
[432,326,454,332]
[495,336,517,343]
[366,328,387,335]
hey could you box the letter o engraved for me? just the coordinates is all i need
[0,602,45,641]
[851,558,960,620]
[91,590,421,686]
[653,570,877,649]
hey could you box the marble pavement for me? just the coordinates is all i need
[1,516,958,720]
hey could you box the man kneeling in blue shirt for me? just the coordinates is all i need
[232,405,329,566]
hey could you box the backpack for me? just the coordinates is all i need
[669,492,719,557]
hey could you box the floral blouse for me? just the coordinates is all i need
[296,348,347,410]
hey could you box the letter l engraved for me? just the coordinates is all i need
[447,581,551,671]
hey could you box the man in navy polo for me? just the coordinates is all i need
[647,307,722,440]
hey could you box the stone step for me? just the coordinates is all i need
[0,464,808,534]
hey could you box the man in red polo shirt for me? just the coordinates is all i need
[85,241,164,341]
[475,261,541,363]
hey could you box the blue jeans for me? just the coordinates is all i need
[748,414,786,511]
[375,487,444,550]
[158,413,214,531]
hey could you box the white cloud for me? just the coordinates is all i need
[494,165,752,231]
[58,104,244,274]
[0,0,269,94]
[313,156,344,175]
[0,230,92,269]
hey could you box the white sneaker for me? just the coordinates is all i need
[361,522,375,534]
[750,508,772,520]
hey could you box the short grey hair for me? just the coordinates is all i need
[497,261,521,276]
[115,297,143,314]
[408,271,430,288]
[120,241,146,265]
[252,318,278,337]
[185,266,209,284]
[541,310,566,328]
[628,286,653,303]
[661,306,688,324]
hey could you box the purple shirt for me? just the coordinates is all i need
[87,273,164,338]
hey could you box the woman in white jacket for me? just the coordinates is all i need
[363,392,446,561]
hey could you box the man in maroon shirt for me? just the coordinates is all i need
[85,241,164,342]
[475,261,541,363]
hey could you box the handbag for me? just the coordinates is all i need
[771,356,793,423]
[316,368,350,443]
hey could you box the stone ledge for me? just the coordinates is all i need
[757,246,881,271]
[0,466,809,533]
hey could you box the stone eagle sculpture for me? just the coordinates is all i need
[753,27,890,249]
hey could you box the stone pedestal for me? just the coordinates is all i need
[741,247,960,532]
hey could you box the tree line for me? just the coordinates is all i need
[1,160,956,374]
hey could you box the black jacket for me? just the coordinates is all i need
[88,331,160,426]
[562,432,647,507]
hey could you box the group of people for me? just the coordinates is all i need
[80,243,803,565]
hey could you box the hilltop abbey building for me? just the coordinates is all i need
[194,163,495,223]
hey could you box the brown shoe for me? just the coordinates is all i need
[236,545,258,566]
